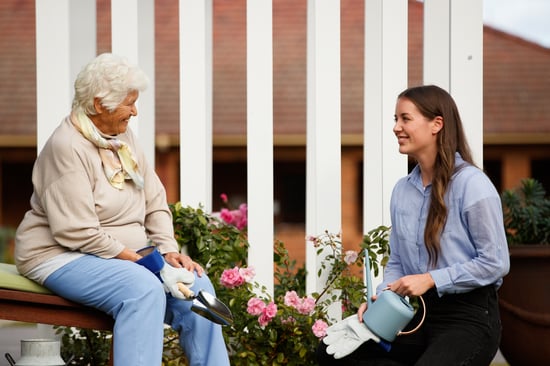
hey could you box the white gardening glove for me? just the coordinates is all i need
[159,263,195,300]
[323,315,380,359]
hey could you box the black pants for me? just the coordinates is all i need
[317,286,501,366]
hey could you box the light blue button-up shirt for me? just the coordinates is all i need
[379,154,510,296]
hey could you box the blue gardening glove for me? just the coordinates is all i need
[136,246,195,299]
[323,315,380,359]
[159,262,195,300]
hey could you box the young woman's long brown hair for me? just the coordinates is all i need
[398,85,475,266]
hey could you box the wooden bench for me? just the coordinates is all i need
[0,263,114,365]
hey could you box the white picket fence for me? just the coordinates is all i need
[34,0,483,317]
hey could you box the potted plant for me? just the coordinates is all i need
[498,178,550,366]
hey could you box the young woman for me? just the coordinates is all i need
[318,85,510,365]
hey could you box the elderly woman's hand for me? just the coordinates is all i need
[163,252,204,276]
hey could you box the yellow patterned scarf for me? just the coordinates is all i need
[71,111,144,190]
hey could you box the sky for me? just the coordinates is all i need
[483,0,550,48]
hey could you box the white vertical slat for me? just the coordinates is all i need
[246,0,275,295]
[450,0,483,166]
[35,0,95,153]
[111,0,156,168]
[380,0,408,224]
[69,1,96,94]
[423,0,451,90]
[179,0,213,210]
[363,0,408,289]
[305,0,342,302]
[424,0,483,167]
[363,0,384,231]
[35,0,95,337]
[363,0,408,229]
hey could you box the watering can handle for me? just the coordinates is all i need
[5,353,16,366]
[397,294,426,336]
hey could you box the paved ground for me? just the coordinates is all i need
[0,321,509,365]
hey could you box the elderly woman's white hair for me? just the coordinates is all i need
[72,53,149,115]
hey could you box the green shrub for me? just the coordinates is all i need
[56,203,391,366]
[0,226,15,263]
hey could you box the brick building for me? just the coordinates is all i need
[1,0,549,264]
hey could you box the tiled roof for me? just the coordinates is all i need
[0,0,548,143]
[484,26,550,135]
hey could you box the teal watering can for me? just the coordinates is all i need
[362,251,425,342]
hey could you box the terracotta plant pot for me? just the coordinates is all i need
[497,245,550,366]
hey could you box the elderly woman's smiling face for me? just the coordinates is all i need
[91,90,139,135]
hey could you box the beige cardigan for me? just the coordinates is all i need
[15,116,178,276]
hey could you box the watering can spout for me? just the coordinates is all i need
[365,250,374,307]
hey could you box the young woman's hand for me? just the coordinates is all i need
[357,294,378,323]
[387,273,434,297]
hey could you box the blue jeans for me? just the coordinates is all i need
[317,286,501,366]
[44,255,229,366]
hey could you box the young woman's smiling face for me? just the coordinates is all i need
[93,90,139,135]
[393,97,442,161]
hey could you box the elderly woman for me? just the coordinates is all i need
[15,53,229,366]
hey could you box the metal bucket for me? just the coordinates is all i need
[5,339,65,366]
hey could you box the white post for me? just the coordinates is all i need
[35,0,96,153]
[423,0,451,90]
[246,0,275,295]
[450,0,484,167]
[424,0,483,166]
[179,0,213,209]
[111,0,156,168]
[305,0,342,311]
[363,0,384,231]
[363,0,408,230]
[363,0,408,288]
[35,0,95,337]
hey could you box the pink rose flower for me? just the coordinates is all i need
[312,319,328,338]
[220,208,234,225]
[284,291,301,307]
[258,313,272,327]
[220,193,228,203]
[220,267,245,288]
[257,301,277,326]
[219,204,248,229]
[344,250,358,265]
[235,203,248,229]
[264,301,277,318]
[247,297,266,316]
[296,296,316,315]
[239,266,256,283]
